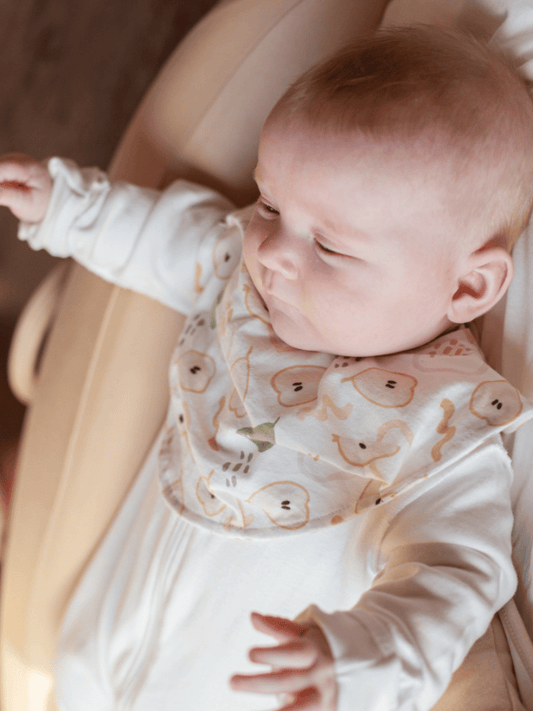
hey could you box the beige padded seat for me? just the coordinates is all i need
[1,1,525,710]
[1,2,389,709]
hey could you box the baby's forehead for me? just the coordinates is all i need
[263,109,486,189]
[264,107,451,162]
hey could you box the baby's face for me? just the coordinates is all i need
[243,116,471,358]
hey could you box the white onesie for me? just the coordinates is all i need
[19,158,533,711]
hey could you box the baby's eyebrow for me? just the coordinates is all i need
[320,216,370,243]
[253,167,268,190]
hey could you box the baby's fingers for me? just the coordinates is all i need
[250,612,307,642]
[0,154,40,184]
[230,667,314,696]
[277,687,322,711]
[0,156,52,221]
[250,637,318,668]
[252,688,322,711]
[0,182,29,209]
[0,182,47,222]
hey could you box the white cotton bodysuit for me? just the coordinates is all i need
[19,158,533,711]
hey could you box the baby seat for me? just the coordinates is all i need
[1,1,531,710]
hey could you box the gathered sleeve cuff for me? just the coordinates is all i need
[19,157,236,315]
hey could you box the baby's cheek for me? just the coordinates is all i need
[302,285,342,326]
[242,233,259,273]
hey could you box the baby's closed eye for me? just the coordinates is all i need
[315,239,339,255]
[257,199,279,218]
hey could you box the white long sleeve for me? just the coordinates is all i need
[18,157,235,315]
[305,439,517,711]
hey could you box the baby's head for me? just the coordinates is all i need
[243,25,533,358]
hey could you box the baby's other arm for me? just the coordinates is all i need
[0,154,52,222]
[232,440,517,711]
[302,441,517,711]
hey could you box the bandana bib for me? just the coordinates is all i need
[159,253,533,538]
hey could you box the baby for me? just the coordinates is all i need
[2,24,533,711]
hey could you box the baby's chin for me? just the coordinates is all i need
[266,300,405,358]
[268,315,338,356]
[269,319,317,353]
[270,321,398,359]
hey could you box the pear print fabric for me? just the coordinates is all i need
[159,211,533,538]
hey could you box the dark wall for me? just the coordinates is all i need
[0,0,219,484]
[0,0,219,316]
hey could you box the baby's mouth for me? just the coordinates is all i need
[256,266,298,313]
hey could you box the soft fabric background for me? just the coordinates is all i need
[0,0,219,498]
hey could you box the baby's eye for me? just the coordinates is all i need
[315,239,342,256]
[257,199,279,217]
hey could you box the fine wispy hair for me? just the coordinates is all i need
[272,25,533,248]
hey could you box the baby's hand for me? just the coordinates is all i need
[230,612,338,711]
[0,153,52,222]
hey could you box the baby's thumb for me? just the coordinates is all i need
[0,184,46,222]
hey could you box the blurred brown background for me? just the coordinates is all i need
[0,0,219,503]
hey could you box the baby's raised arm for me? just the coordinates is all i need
[0,154,52,223]
[3,157,234,314]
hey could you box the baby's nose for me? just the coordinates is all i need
[257,231,299,279]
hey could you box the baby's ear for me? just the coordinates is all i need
[447,246,514,324]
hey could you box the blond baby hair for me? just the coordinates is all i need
[272,25,533,249]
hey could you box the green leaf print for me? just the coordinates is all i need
[237,417,280,452]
